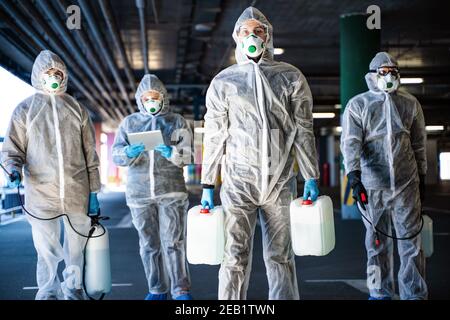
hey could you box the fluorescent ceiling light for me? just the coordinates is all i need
[426,126,444,132]
[400,78,424,84]
[335,126,342,133]
[195,23,214,32]
[313,113,335,119]
[440,153,450,180]
[274,48,285,55]
[334,104,342,109]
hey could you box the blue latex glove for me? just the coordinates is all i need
[303,179,319,202]
[154,144,173,159]
[7,170,21,189]
[201,188,215,209]
[125,143,145,158]
[88,192,100,215]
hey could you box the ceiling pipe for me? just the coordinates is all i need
[56,0,128,116]
[0,13,113,123]
[0,11,38,66]
[136,0,150,74]
[35,1,122,114]
[0,33,33,72]
[11,2,111,113]
[99,0,137,92]
[0,1,117,120]
[11,0,119,121]
[174,1,196,84]
[78,0,135,114]
[72,76,116,123]
[151,0,159,24]
[165,84,208,89]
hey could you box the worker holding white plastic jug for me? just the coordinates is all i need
[341,52,428,300]
[112,74,193,300]
[201,7,320,300]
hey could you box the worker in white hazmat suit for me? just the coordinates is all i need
[341,52,428,300]
[112,74,193,300]
[201,7,320,300]
[1,50,101,300]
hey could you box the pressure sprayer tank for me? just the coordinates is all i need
[290,196,336,256]
[421,215,433,258]
[85,224,112,298]
[187,205,224,265]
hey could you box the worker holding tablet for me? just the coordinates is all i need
[112,74,193,300]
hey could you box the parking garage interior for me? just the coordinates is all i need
[0,0,449,300]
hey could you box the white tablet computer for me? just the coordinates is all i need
[128,130,164,151]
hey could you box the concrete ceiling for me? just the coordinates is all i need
[0,0,449,128]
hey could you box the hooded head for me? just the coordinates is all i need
[31,50,68,94]
[135,74,170,116]
[369,52,398,71]
[366,52,400,93]
[232,7,274,64]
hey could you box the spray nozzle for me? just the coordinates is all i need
[375,232,381,247]
[88,209,110,226]
[361,193,367,203]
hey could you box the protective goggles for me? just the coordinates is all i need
[370,66,400,77]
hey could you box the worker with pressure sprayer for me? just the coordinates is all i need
[1,50,111,300]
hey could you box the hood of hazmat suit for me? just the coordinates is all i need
[1,50,101,217]
[369,51,399,71]
[112,74,192,207]
[341,52,427,192]
[201,7,320,300]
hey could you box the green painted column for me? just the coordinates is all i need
[340,13,380,219]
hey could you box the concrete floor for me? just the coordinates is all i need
[0,185,449,300]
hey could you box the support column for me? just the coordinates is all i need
[340,13,380,219]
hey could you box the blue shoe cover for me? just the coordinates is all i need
[174,293,193,300]
[369,296,391,300]
[145,293,167,300]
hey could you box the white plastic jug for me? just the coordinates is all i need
[421,215,433,258]
[84,225,112,298]
[187,205,225,265]
[290,196,335,256]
